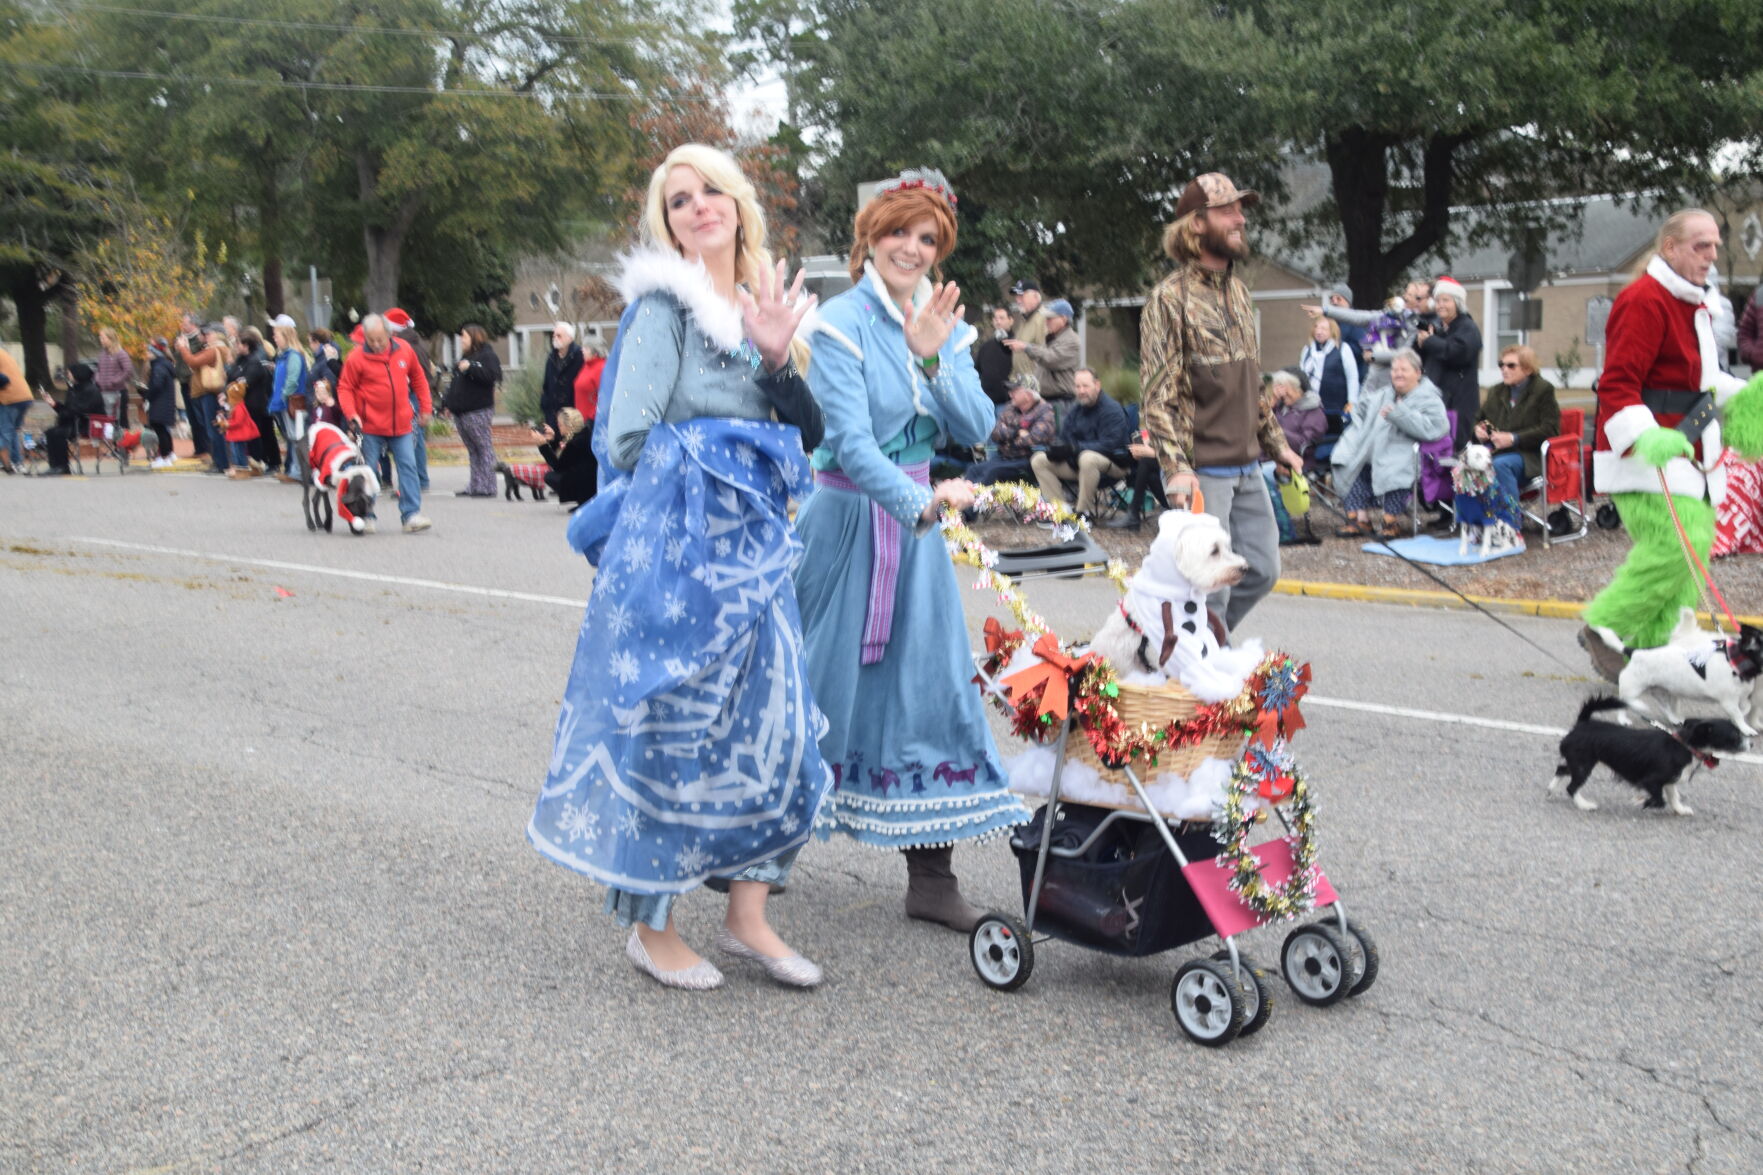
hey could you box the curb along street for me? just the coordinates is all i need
[1274,578,1763,628]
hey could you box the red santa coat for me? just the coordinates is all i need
[1597,254,1748,503]
[308,421,379,529]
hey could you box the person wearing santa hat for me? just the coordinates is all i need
[1416,274,1482,451]
[382,307,435,492]
[1579,209,1763,674]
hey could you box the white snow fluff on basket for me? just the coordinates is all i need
[1006,744,1261,822]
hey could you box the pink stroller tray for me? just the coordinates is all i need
[1181,837,1338,939]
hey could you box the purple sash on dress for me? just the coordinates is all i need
[813,460,931,665]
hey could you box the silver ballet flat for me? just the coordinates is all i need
[713,927,824,988]
[625,928,723,991]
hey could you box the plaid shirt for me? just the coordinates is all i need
[1139,261,1285,481]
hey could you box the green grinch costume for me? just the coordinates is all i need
[1581,255,1763,667]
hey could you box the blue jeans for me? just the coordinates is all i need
[228,439,250,467]
[360,431,420,522]
[0,400,28,465]
[191,394,223,469]
[410,394,429,489]
[1262,465,1295,543]
[1492,450,1525,503]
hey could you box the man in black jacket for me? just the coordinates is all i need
[972,306,1015,407]
[540,321,584,432]
[1029,367,1132,518]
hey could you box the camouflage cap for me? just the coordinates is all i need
[1173,172,1260,220]
[1006,372,1042,397]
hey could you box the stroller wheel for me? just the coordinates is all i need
[1281,922,1352,1007]
[968,912,1033,992]
[1212,949,1274,1036]
[1171,958,1245,1047]
[1595,502,1620,530]
[1341,920,1379,997]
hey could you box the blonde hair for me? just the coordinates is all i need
[642,144,772,292]
[1161,210,1206,264]
[1500,343,1538,376]
[557,407,585,439]
[1312,316,1340,344]
[272,323,309,362]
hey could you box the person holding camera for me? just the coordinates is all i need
[527,408,596,507]
[1029,367,1132,519]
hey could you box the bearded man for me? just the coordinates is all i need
[1580,209,1763,675]
[1139,172,1302,632]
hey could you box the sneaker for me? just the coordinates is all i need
[362,518,378,534]
[402,513,432,533]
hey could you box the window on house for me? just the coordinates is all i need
[1495,289,1529,352]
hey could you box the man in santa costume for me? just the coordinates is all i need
[1580,209,1763,677]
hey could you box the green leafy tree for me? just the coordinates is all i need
[0,0,130,386]
[743,0,1763,310]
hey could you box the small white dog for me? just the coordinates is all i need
[1597,608,1763,736]
[1087,510,1262,702]
[1452,443,1522,558]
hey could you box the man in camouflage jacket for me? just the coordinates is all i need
[1140,173,1302,631]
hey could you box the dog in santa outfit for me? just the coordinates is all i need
[303,420,380,534]
[1580,209,1763,676]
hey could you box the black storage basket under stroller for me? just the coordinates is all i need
[1009,803,1224,958]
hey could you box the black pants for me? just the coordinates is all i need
[150,422,172,458]
[246,401,280,469]
[46,424,71,470]
[1122,457,1169,514]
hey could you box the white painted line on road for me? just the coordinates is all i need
[1306,694,1763,767]
[61,537,1763,769]
[71,537,586,610]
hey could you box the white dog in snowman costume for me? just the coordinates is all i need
[1086,510,1265,701]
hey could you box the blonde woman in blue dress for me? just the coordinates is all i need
[530,144,831,990]
[795,171,1031,930]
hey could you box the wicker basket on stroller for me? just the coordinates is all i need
[1065,678,1246,783]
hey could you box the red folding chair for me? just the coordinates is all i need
[1519,407,1587,548]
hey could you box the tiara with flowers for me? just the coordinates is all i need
[878,167,958,208]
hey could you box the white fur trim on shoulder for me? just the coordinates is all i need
[861,261,932,327]
[1646,254,1707,306]
[616,248,745,353]
[950,322,978,353]
[805,315,864,361]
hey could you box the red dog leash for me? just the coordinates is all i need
[1656,470,1741,636]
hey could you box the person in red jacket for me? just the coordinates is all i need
[336,313,434,533]
[1579,209,1763,674]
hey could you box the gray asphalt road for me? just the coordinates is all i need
[4,467,1761,1174]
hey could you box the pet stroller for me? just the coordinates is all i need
[967,634,1378,1048]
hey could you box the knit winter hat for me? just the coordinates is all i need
[1433,276,1468,310]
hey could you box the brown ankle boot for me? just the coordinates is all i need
[902,846,984,931]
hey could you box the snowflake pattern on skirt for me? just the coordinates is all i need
[528,418,833,894]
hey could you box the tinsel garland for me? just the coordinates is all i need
[939,481,1131,638]
[1213,742,1319,921]
[950,484,1318,912]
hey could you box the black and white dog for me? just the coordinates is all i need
[1548,696,1748,816]
[1595,607,1763,736]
